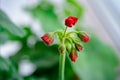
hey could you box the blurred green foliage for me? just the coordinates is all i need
[26,1,63,32]
[0,57,23,80]
[72,36,118,80]
[0,10,25,38]
[0,0,119,80]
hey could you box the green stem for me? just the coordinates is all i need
[59,26,67,80]
[66,31,77,36]
[63,27,67,37]
[59,53,66,80]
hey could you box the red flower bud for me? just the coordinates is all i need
[79,32,90,43]
[75,44,83,52]
[41,33,54,46]
[65,16,78,27]
[69,50,78,62]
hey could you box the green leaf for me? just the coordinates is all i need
[26,1,63,32]
[0,57,23,80]
[10,41,59,79]
[0,10,25,37]
[10,41,59,68]
[0,32,9,44]
[64,0,84,18]
[72,36,118,80]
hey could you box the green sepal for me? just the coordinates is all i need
[65,40,72,54]
[55,30,63,42]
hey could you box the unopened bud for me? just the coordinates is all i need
[65,40,72,53]
[75,44,83,52]
[41,33,54,46]
[78,32,90,43]
[58,45,66,54]
[69,50,78,62]
[65,16,78,27]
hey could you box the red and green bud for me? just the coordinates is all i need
[58,45,66,54]
[78,32,90,43]
[75,44,83,52]
[65,16,78,27]
[41,33,54,46]
[69,50,78,62]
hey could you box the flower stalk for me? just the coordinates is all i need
[63,27,67,37]
[59,53,66,80]
[59,26,67,80]
[41,16,90,80]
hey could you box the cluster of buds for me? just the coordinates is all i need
[41,16,90,62]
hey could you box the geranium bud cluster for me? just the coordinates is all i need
[41,16,90,62]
